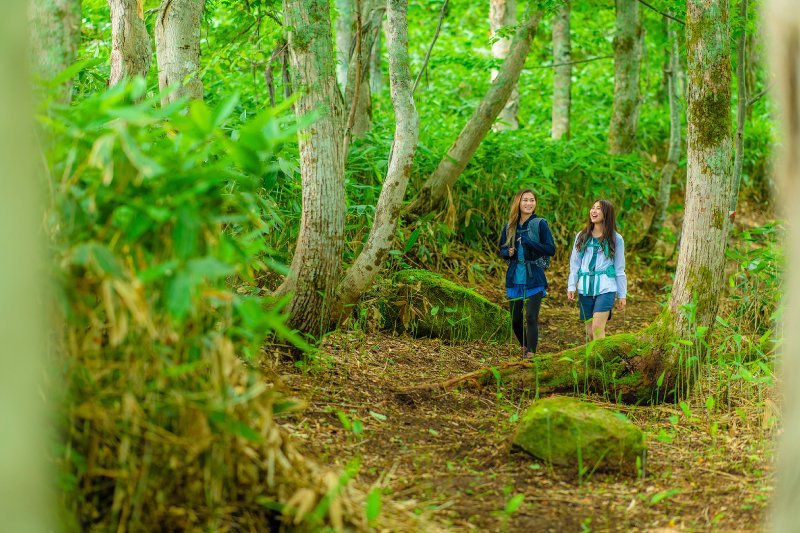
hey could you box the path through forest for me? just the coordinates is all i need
[267,266,775,531]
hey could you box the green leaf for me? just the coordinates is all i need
[505,494,525,514]
[188,257,235,280]
[404,228,420,253]
[166,271,193,320]
[650,488,680,505]
[366,488,382,522]
[213,93,240,128]
[173,207,200,260]
[369,410,387,421]
[430,305,439,316]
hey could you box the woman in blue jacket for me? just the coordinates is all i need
[498,188,556,358]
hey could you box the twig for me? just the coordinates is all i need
[398,359,533,394]
[526,54,613,69]
[637,0,686,25]
[412,0,449,95]
[746,84,771,109]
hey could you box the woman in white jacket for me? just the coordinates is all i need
[567,199,627,341]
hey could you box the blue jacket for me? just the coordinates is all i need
[498,216,556,290]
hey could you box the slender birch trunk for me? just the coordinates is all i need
[638,17,680,253]
[405,1,543,217]
[335,0,353,90]
[1,2,50,530]
[489,0,519,131]
[279,0,346,338]
[109,0,152,86]
[155,0,203,106]
[608,0,642,154]
[344,0,384,142]
[29,0,82,103]
[370,25,383,93]
[728,0,747,221]
[551,0,571,140]
[668,0,732,341]
[766,1,800,529]
[332,0,418,322]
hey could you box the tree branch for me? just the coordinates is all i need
[637,0,685,25]
[412,0,449,95]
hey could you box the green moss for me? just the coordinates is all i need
[712,209,724,230]
[379,269,511,342]
[513,396,645,474]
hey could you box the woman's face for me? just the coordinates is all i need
[520,192,536,216]
[589,202,605,224]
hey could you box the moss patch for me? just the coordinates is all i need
[513,396,646,474]
[379,269,511,342]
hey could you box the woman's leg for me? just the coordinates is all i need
[525,294,543,354]
[591,311,611,339]
[509,299,524,347]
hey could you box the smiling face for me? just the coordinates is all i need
[589,201,605,224]
[519,192,537,217]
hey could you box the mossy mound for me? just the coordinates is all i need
[513,396,645,474]
[379,269,511,342]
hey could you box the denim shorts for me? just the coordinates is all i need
[578,292,616,322]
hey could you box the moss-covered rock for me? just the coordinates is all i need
[513,396,645,474]
[379,269,511,342]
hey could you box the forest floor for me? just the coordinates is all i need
[265,260,776,532]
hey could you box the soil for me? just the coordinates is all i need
[266,261,776,532]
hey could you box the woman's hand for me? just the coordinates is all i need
[617,298,627,311]
[509,247,515,257]
[567,291,575,301]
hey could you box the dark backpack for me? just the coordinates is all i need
[525,217,551,271]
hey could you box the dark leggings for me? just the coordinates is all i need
[509,294,543,354]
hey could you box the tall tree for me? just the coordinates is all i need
[551,0,571,140]
[406,1,543,217]
[728,0,747,222]
[155,0,203,106]
[608,0,642,154]
[29,0,81,102]
[343,0,384,142]
[637,15,681,253]
[109,0,152,86]
[766,0,800,528]
[669,0,732,338]
[489,0,519,130]
[335,0,353,89]
[333,0,419,321]
[1,1,50,529]
[278,0,346,337]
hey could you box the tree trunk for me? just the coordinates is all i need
[728,0,747,221]
[637,16,681,253]
[551,0,571,140]
[766,1,800,528]
[405,1,543,217]
[608,0,642,154]
[335,0,353,90]
[155,0,203,106]
[669,0,732,341]
[343,0,383,143]
[1,3,50,530]
[29,0,81,103]
[332,0,419,323]
[489,0,519,131]
[278,0,346,338]
[108,0,152,86]
[369,25,383,93]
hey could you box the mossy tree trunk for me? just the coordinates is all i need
[637,16,681,253]
[608,0,642,155]
[489,0,519,131]
[155,0,203,106]
[551,0,571,140]
[109,0,152,86]
[29,0,82,103]
[670,0,732,341]
[278,0,346,338]
[332,0,419,322]
[766,1,800,528]
[404,2,542,217]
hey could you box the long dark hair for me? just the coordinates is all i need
[505,188,536,247]
[575,199,617,258]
